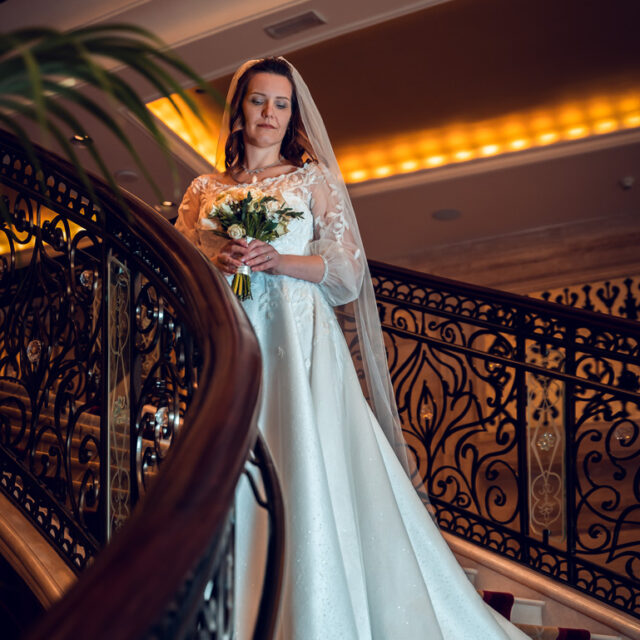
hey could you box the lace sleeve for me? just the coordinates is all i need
[306,164,365,306]
[175,176,226,262]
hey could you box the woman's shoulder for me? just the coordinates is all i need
[189,170,226,188]
[295,160,335,185]
[301,162,342,193]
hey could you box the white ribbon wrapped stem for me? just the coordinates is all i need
[236,236,253,276]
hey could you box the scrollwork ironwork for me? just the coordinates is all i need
[537,275,640,322]
[143,513,235,640]
[0,132,282,640]
[0,134,198,566]
[371,262,640,618]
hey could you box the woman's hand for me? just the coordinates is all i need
[217,238,323,282]
[244,239,281,273]
[216,238,250,275]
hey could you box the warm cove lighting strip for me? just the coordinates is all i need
[148,90,640,183]
[338,91,640,183]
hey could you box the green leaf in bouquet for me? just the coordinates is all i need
[263,220,278,233]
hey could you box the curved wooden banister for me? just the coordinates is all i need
[0,137,270,639]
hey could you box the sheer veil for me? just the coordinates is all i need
[216,58,409,473]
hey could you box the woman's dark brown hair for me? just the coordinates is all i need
[224,58,317,170]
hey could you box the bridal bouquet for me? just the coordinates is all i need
[206,187,303,300]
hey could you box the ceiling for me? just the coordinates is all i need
[4,0,640,278]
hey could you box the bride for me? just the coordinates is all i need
[176,57,527,640]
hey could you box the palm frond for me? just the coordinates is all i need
[0,25,221,211]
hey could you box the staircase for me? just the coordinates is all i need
[370,261,640,639]
[470,569,625,639]
[0,130,281,640]
[0,129,639,638]
[0,378,160,534]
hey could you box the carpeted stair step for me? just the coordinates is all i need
[477,588,545,626]
[465,566,625,639]
[478,590,622,640]
[514,623,590,639]
[480,592,585,639]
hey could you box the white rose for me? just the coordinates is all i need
[248,198,263,214]
[227,224,245,240]
[264,197,281,220]
[275,221,288,236]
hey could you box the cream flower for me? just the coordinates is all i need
[265,201,283,222]
[227,224,246,240]
[248,190,270,214]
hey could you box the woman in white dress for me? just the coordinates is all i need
[176,57,527,640]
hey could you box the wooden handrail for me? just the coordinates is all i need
[370,259,640,335]
[9,138,265,640]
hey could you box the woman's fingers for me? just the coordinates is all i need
[218,254,242,274]
[219,239,279,274]
[245,243,278,271]
[218,239,249,274]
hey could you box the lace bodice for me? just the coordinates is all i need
[175,162,364,306]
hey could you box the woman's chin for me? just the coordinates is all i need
[244,131,284,148]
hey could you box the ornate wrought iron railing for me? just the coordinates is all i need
[370,261,640,618]
[535,275,640,321]
[0,131,284,639]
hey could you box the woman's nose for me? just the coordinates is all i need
[262,101,274,117]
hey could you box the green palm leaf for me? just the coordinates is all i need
[0,24,221,212]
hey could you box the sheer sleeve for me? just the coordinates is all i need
[175,175,226,262]
[306,165,365,306]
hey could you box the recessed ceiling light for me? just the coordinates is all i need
[70,134,92,147]
[432,208,461,222]
[155,202,178,220]
[619,176,635,190]
[114,169,139,184]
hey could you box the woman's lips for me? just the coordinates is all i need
[258,123,276,129]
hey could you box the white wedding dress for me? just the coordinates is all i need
[176,163,528,640]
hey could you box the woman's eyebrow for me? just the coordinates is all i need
[249,91,291,101]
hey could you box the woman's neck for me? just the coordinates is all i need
[242,144,281,171]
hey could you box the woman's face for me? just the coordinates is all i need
[241,72,293,150]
